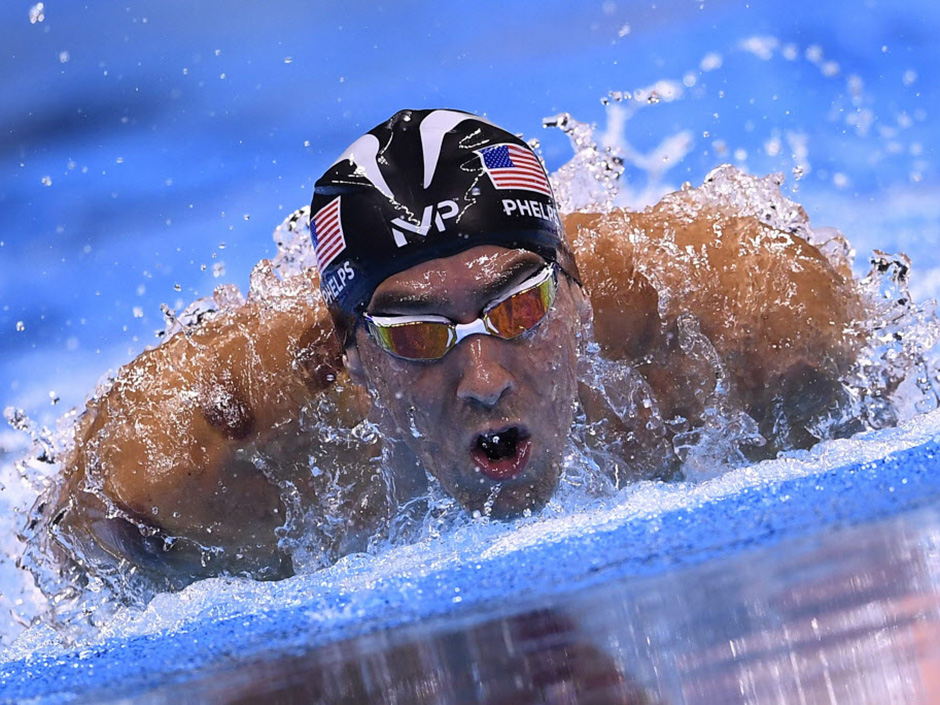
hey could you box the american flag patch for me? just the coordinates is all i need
[311,196,346,271]
[478,144,553,198]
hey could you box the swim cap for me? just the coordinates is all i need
[310,108,579,347]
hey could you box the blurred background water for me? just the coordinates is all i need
[1,0,937,426]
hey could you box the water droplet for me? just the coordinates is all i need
[700,52,722,72]
[819,60,839,77]
[408,407,423,438]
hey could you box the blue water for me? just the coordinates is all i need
[2,1,940,702]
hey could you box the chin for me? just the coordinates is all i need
[466,464,562,520]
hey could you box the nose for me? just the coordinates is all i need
[455,336,513,408]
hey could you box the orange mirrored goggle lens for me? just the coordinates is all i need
[365,265,558,361]
[484,273,556,339]
[367,319,455,360]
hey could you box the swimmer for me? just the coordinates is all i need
[40,109,865,593]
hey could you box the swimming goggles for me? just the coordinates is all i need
[363,263,558,361]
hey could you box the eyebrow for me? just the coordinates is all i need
[368,254,544,316]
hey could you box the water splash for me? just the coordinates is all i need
[669,315,767,480]
[846,252,940,425]
[549,112,940,452]
[542,113,624,213]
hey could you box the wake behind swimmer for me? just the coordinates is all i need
[16,109,940,632]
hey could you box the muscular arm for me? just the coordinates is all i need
[54,266,372,586]
[566,196,866,460]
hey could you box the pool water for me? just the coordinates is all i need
[2,1,940,702]
[128,505,940,704]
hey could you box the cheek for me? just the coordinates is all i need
[525,307,582,429]
[361,349,450,436]
[531,305,581,379]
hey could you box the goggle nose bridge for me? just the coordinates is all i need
[449,317,497,347]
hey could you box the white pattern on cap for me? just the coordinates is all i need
[419,110,497,189]
[332,133,395,202]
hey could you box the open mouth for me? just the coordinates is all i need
[471,426,532,481]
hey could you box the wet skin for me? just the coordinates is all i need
[345,245,591,520]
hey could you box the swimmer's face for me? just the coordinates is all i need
[346,245,588,519]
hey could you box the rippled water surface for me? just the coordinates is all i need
[131,504,940,705]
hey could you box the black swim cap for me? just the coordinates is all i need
[310,108,579,347]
